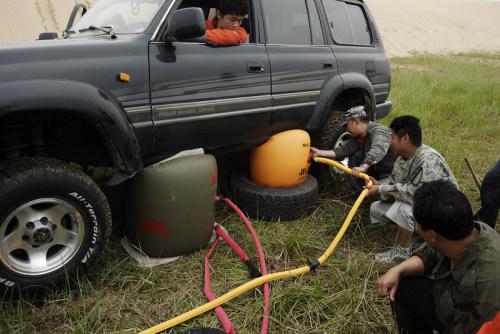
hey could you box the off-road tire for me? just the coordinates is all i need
[312,111,352,180]
[230,173,318,221]
[315,111,345,149]
[0,157,111,293]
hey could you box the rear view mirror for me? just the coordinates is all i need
[165,7,206,43]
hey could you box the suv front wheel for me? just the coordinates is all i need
[0,157,111,292]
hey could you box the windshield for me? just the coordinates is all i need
[72,0,165,34]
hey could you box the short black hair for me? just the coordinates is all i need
[413,180,474,240]
[389,115,422,146]
[218,0,248,16]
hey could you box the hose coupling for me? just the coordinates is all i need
[307,259,320,272]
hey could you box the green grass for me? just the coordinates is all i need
[387,52,499,201]
[1,53,499,334]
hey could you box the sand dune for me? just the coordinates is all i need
[0,1,92,44]
[366,0,500,56]
[1,0,500,57]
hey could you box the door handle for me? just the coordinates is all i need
[323,62,333,69]
[247,62,265,73]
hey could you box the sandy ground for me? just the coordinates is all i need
[366,0,500,56]
[0,1,92,44]
[1,0,500,57]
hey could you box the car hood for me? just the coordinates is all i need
[0,34,147,65]
[0,34,150,84]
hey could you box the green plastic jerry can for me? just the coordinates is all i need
[125,154,217,258]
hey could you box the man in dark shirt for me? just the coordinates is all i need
[377,180,500,334]
[311,106,396,187]
[476,159,500,228]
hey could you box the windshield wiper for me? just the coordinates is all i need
[77,25,117,39]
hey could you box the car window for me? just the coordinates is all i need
[306,0,325,45]
[175,0,254,43]
[321,0,372,46]
[262,0,312,45]
[346,3,371,45]
[73,0,164,34]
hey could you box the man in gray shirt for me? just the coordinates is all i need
[367,115,458,263]
[311,106,396,188]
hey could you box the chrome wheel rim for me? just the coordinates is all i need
[0,198,85,276]
[329,131,351,176]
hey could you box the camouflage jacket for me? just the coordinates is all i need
[333,122,396,175]
[415,222,500,334]
[379,144,458,204]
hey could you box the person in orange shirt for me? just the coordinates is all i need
[205,0,248,46]
[478,311,500,334]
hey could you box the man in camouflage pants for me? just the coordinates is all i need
[311,105,396,188]
[367,115,458,263]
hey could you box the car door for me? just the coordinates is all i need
[148,1,271,159]
[261,0,337,131]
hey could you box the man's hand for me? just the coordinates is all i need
[366,184,380,197]
[377,267,401,302]
[369,176,379,185]
[352,164,369,177]
[310,147,335,159]
[377,257,425,302]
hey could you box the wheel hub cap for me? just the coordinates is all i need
[25,219,55,245]
[0,198,85,276]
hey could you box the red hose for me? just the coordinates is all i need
[203,196,270,334]
[214,224,250,263]
[204,237,235,334]
[219,197,270,334]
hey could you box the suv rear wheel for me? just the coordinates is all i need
[315,111,352,176]
[0,157,111,292]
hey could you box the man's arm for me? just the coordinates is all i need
[332,137,359,161]
[311,136,359,161]
[379,151,457,203]
[378,157,426,203]
[205,26,248,45]
[379,178,421,203]
[363,126,391,167]
[377,256,425,301]
[353,127,391,177]
[310,147,336,159]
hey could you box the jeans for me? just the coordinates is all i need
[476,159,500,228]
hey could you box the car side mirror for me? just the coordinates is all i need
[165,7,206,43]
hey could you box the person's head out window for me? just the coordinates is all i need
[215,0,248,30]
[205,0,249,45]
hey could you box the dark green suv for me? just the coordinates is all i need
[0,0,391,290]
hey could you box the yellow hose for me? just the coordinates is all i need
[139,158,371,334]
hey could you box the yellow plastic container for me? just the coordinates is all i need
[250,129,311,187]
